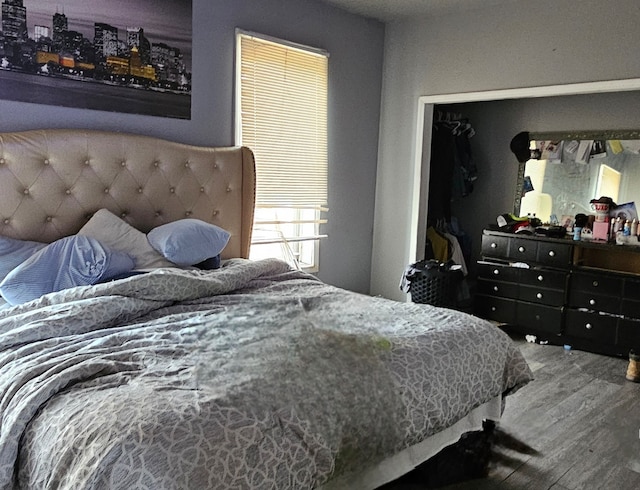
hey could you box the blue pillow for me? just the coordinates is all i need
[0,235,135,305]
[195,254,221,270]
[0,235,47,282]
[147,219,230,267]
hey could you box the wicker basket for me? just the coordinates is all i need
[405,260,463,307]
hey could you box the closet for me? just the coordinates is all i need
[425,111,476,274]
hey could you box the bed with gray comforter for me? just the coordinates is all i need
[0,258,532,489]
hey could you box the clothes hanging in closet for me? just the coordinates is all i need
[426,226,450,263]
[427,113,477,224]
[425,224,468,276]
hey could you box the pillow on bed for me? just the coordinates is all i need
[78,209,176,269]
[0,235,47,282]
[0,235,135,305]
[147,219,230,267]
[195,254,221,270]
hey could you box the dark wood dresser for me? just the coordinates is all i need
[474,229,640,357]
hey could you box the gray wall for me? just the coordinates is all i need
[0,0,385,294]
[372,0,640,300]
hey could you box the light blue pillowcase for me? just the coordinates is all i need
[147,219,230,267]
[0,235,47,282]
[0,235,135,305]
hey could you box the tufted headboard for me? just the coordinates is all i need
[0,129,255,259]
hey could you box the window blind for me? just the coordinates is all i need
[236,31,328,215]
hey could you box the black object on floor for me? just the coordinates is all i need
[380,420,538,489]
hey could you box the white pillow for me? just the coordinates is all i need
[78,209,176,269]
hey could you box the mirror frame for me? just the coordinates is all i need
[513,129,640,216]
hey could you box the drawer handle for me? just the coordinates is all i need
[536,292,543,299]
[548,250,556,257]
[493,286,499,292]
[491,306,496,312]
[537,275,544,282]
[585,323,593,330]
[592,281,599,287]
[493,269,500,275]
[589,299,596,306]
[518,246,525,253]
[491,242,497,248]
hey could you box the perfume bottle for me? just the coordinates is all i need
[613,216,622,233]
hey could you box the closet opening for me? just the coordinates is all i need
[412,79,640,278]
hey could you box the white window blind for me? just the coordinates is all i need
[235,30,328,270]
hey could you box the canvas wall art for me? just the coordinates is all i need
[0,0,192,119]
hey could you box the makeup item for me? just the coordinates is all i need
[613,216,622,233]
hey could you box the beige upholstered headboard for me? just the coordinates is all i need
[0,129,255,259]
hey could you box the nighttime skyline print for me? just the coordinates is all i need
[0,0,192,119]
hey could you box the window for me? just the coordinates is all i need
[235,30,328,271]
[596,164,621,204]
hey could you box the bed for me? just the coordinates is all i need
[0,129,532,489]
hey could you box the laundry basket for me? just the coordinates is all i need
[403,260,463,308]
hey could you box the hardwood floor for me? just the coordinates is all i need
[387,332,640,490]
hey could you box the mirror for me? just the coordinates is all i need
[514,130,640,225]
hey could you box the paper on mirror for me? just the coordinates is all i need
[575,140,593,164]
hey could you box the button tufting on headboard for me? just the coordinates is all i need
[0,129,256,259]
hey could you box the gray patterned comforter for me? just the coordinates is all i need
[0,258,532,490]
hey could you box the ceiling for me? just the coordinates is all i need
[318,0,520,22]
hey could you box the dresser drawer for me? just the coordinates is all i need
[536,241,572,269]
[474,295,517,324]
[481,232,573,269]
[617,318,640,350]
[477,262,520,282]
[622,278,640,302]
[477,278,519,300]
[507,237,537,263]
[570,271,623,295]
[568,290,620,314]
[520,268,568,289]
[516,303,563,335]
[565,309,617,344]
[481,234,510,259]
[621,298,640,319]
[519,285,565,307]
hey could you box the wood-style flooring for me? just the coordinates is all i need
[387,332,640,490]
